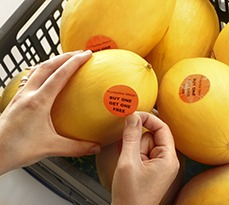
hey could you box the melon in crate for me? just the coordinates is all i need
[0,49,158,147]
[51,49,158,146]
[145,0,219,85]
[60,0,176,57]
[174,164,229,205]
[0,69,30,113]
[213,22,229,65]
[157,57,229,165]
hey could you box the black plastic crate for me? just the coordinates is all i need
[210,0,229,27]
[0,0,64,93]
[0,0,228,204]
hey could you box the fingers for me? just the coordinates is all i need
[17,50,92,108]
[24,50,91,93]
[119,112,176,164]
[119,114,142,163]
[135,112,175,149]
[39,50,92,101]
[25,51,84,90]
[140,131,154,161]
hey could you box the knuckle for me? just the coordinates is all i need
[123,128,141,142]
[36,61,47,70]
[123,133,138,142]
[166,154,180,173]
[21,93,45,111]
[116,160,134,172]
[63,52,75,58]
[162,121,170,130]
[53,68,68,80]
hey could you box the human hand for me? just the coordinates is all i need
[0,50,100,175]
[111,112,180,205]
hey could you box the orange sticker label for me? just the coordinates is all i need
[86,35,118,52]
[179,74,210,103]
[103,85,138,117]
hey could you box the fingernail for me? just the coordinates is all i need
[126,114,140,127]
[87,145,100,155]
[84,50,92,54]
[75,50,92,57]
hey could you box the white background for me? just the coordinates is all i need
[0,0,24,27]
[0,1,72,204]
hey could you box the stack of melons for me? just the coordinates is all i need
[2,0,229,204]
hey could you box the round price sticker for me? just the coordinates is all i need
[179,74,210,103]
[86,35,118,52]
[103,85,139,117]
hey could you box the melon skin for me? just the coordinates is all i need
[60,0,176,57]
[174,164,229,205]
[0,69,30,113]
[51,49,158,146]
[157,57,229,165]
[96,140,120,192]
[213,22,229,65]
[145,0,219,85]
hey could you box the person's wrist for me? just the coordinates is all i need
[0,133,10,175]
[0,119,16,175]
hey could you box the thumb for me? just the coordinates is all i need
[119,114,142,162]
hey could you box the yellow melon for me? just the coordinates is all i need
[51,49,158,146]
[96,140,186,205]
[60,0,176,57]
[145,0,219,85]
[157,57,229,165]
[174,164,229,205]
[96,140,120,191]
[212,22,229,65]
[0,69,30,113]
